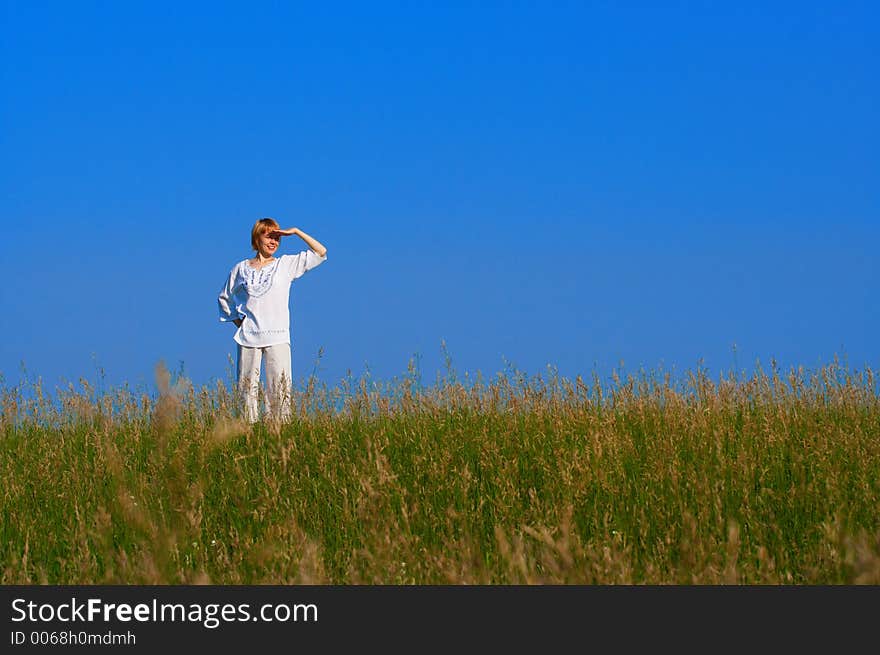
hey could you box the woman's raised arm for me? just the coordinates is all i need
[273,227,327,257]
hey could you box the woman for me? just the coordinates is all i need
[218,218,328,423]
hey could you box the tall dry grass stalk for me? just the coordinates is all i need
[1,357,878,584]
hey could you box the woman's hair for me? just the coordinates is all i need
[251,217,281,251]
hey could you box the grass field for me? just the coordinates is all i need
[2,357,879,584]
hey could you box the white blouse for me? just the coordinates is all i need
[218,250,327,348]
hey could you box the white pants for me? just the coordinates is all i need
[236,343,292,423]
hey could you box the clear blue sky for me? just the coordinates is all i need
[1,1,877,394]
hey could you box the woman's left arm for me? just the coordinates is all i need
[275,227,327,257]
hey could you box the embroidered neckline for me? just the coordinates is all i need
[240,257,280,298]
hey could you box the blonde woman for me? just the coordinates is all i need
[218,218,328,423]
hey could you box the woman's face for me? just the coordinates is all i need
[256,230,280,257]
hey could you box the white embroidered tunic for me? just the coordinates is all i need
[218,250,327,348]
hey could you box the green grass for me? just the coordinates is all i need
[2,359,879,584]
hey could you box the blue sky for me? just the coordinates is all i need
[1,1,877,394]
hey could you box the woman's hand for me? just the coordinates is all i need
[270,227,299,238]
